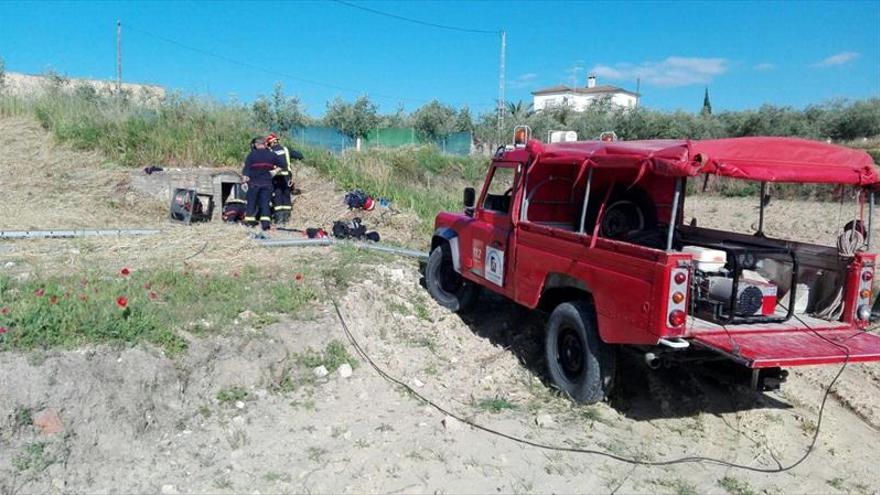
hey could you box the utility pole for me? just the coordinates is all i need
[497,30,506,146]
[636,77,641,107]
[116,20,122,94]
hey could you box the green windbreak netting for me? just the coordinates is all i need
[289,127,354,154]
[365,128,419,148]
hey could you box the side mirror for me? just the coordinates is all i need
[463,187,476,216]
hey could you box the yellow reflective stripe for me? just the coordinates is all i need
[274,205,292,211]
[244,216,256,221]
[259,216,272,221]
[275,171,290,176]
[283,147,291,172]
[227,199,247,204]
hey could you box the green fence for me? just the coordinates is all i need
[290,126,472,156]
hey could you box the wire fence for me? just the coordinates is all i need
[289,126,473,156]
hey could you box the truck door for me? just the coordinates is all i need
[466,163,519,298]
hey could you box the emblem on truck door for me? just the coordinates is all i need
[485,247,505,286]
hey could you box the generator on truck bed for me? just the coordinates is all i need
[426,127,880,403]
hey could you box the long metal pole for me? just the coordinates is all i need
[497,30,506,146]
[116,21,122,93]
[666,179,682,251]
[578,167,594,233]
[757,181,766,236]
[0,229,159,240]
[869,191,874,250]
[259,238,428,260]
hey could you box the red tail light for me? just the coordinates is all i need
[669,310,686,327]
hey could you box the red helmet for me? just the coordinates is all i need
[266,133,278,145]
[363,197,375,211]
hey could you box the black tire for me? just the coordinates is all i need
[545,301,616,403]
[426,245,480,312]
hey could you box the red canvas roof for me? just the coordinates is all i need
[525,137,879,186]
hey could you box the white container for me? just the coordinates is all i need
[682,245,727,272]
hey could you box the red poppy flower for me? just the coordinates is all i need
[120,268,131,277]
[116,296,128,309]
[49,295,58,305]
[294,273,304,282]
[1,307,9,316]
[0,327,7,335]
[34,289,45,297]
[149,291,158,301]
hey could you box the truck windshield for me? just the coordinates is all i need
[483,166,516,213]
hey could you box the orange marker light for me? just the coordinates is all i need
[672,292,685,304]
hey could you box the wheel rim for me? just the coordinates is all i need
[556,326,585,381]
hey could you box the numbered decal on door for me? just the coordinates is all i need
[484,247,504,286]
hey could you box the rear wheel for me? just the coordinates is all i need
[545,301,615,403]
[426,245,480,312]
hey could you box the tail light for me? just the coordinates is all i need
[667,267,689,329]
[856,265,875,321]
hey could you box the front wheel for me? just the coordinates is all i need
[425,245,480,312]
[545,301,616,403]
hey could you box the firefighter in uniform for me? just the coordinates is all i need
[241,136,283,231]
[221,182,248,223]
[265,133,303,225]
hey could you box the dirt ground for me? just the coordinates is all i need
[2,117,880,494]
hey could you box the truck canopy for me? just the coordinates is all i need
[526,137,879,187]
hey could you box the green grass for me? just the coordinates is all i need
[0,267,316,355]
[476,396,518,413]
[296,340,358,373]
[13,406,32,429]
[13,442,53,473]
[717,476,756,495]
[216,386,249,405]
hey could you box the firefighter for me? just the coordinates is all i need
[266,133,304,225]
[241,136,283,231]
[221,182,248,223]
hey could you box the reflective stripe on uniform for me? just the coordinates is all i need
[260,216,272,221]
[244,216,257,221]
[227,199,247,204]
[275,171,290,176]
[273,205,292,211]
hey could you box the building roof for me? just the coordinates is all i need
[531,84,640,97]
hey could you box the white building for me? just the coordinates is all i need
[532,75,639,112]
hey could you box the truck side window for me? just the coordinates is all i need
[483,166,516,213]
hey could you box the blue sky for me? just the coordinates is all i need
[0,1,877,116]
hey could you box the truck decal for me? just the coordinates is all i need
[485,247,504,286]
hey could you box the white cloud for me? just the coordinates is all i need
[509,72,538,89]
[753,62,776,71]
[811,52,860,67]
[564,61,586,85]
[590,57,729,87]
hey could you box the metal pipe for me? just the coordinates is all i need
[757,181,767,236]
[578,167,594,234]
[259,238,428,260]
[666,179,682,251]
[0,229,160,240]
[869,191,874,250]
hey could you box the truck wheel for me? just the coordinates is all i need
[545,301,615,403]
[426,245,480,312]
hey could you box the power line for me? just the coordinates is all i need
[331,0,500,34]
[125,24,493,109]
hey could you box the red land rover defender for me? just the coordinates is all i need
[426,127,880,403]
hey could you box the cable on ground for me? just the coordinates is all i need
[326,287,850,474]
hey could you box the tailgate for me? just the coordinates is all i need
[692,329,880,368]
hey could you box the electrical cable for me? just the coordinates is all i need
[326,287,849,474]
[125,24,493,109]
[330,0,501,34]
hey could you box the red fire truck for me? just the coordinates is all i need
[426,127,880,403]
